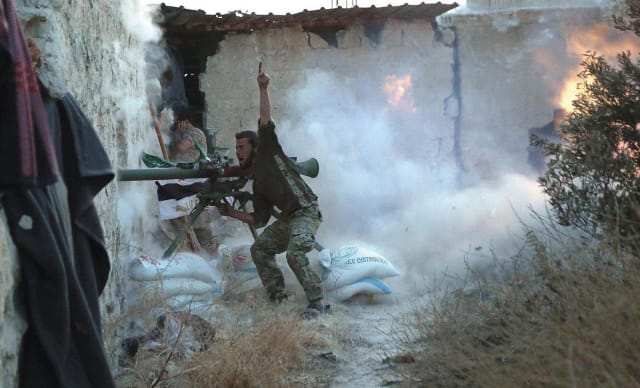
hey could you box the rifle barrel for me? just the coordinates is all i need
[117,168,212,181]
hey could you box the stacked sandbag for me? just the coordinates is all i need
[127,252,224,314]
[217,243,262,294]
[319,245,400,301]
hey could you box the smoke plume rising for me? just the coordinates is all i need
[279,71,548,293]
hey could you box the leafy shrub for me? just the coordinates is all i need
[536,1,640,242]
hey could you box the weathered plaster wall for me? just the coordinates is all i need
[202,21,457,242]
[0,0,158,383]
[203,2,628,187]
[202,20,456,162]
[0,209,24,388]
[444,6,621,181]
[198,2,635,255]
[466,0,615,11]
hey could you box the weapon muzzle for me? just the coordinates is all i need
[117,167,212,181]
[296,158,319,178]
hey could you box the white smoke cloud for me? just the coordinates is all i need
[279,71,548,295]
[121,0,162,44]
[446,0,616,15]
[117,183,148,236]
[112,0,171,258]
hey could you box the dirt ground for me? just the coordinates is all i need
[246,290,419,387]
[116,224,418,387]
[324,294,414,387]
[115,275,418,387]
[223,282,416,387]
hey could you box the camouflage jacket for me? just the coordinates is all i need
[251,119,317,227]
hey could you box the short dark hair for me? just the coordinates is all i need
[172,104,189,121]
[235,130,258,149]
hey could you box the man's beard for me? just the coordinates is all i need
[240,156,253,170]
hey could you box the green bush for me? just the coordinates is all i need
[394,2,640,386]
[536,1,640,242]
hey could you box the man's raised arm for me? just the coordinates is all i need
[257,62,271,127]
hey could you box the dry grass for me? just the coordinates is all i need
[182,313,310,387]
[396,217,640,387]
[109,284,340,388]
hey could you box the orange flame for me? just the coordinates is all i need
[557,74,582,112]
[556,23,640,112]
[383,74,417,113]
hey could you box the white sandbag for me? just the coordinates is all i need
[320,245,400,290]
[129,253,217,283]
[230,244,258,275]
[126,280,217,312]
[328,277,392,301]
[133,277,223,300]
[217,244,258,278]
[219,244,262,294]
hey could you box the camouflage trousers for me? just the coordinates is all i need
[250,205,323,302]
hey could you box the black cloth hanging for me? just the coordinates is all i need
[1,1,116,386]
[2,92,117,388]
[0,0,58,188]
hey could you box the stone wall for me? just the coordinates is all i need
[444,5,630,181]
[202,3,631,187]
[465,0,615,11]
[0,209,23,388]
[0,0,159,383]
[202,20,456,159]
[201,20,457,238]
[199,2,637,247]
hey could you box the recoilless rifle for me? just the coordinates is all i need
[117,135,319,258]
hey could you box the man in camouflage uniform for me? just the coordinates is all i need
[218,67,328,318]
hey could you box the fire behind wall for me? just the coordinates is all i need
[449,6,639,182]
[192,3,639,285]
